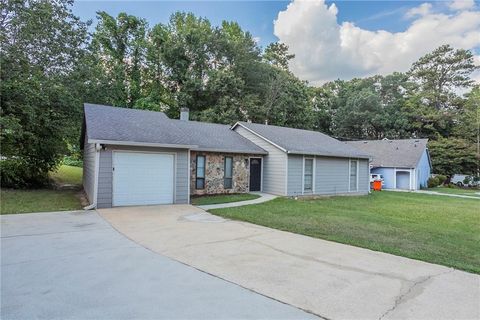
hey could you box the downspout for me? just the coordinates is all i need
[187,149,191,204]
[84,143,101,210]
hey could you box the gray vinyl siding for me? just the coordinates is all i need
[358,159,369,193]
[287,155,303,196]
[174,149,189,204]
[312,157,369,195]
[82,133,96,204]
[97,150,113,208]
[287,155,369,196]
[96,145,189,208]
[315,157,349,194]
[234,126,287,195]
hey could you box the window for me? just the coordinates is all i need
[224,157,233,189]
[350,160,358,191]
[196,155,205,189]
[304,158,313,192]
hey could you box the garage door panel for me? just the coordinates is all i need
[113,152,174,206]
[396,171,410,190]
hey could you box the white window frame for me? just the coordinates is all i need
[302,156,315,194]
[195,154,206,190]
[349,159,359,192]
[224,156,233,189]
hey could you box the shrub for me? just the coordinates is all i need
[436,175,447,185]
[63,156,83,167]
[427,176,440,188]
[0,158,52,188]
[463,176,472,185]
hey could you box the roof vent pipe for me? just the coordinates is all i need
[265,119,268,125]
[180,108,189,121]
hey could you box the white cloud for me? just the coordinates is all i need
[406,3,432,18]
[449,0,475,11]
[274,0,480,85]
[253,36,261,44]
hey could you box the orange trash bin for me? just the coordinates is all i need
[372,180,382,191]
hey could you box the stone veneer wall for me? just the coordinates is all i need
[190,151,260,195]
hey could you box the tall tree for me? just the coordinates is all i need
[1,0,90,187]
[263,42,294,71]
[91,11,148,107]
[322,75,411,140]
[150,12,215,117]
[408,44,478,110]
[405,45,478,138]
[428,138,478,177]
[453,86,480,176]
[250,65,313,129]
[454,86,480,143]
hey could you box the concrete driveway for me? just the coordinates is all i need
[1,211,316,319]
[99,205,480,320]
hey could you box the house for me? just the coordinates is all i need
[81,104,371,208]
[346,139,431,190]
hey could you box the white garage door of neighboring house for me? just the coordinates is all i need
[396,171,410,190]
[113,152,174,206]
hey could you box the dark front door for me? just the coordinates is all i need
[249,158,262,191]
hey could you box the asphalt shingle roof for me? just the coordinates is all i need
[236,122,371,159]
[346,139,429,168]
[83,104,266,154]
[84,104,194,146]
[171,119,267,154]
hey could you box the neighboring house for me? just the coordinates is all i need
[347,139,431,190]
[81,104,371,208]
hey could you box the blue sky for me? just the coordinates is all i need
[72,1,425,48]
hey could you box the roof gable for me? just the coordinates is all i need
[346,139,428,168]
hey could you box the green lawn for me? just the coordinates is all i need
[50,165,83,186]
[1,165,84,215]
[192,193,261,206]
[210,192,480,274]
[428,186,480,197]
[1,189,83,214]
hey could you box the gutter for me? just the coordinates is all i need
[88,139,198,150]
[286,150,371,159]
[84,143,101,210]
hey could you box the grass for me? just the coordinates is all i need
[1,165,84,215]
[50,165,83,186]
[210,192,480,274]
[1,189,83,214]
[191,193,261,206]
[428,186,480,197]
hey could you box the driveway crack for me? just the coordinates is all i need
[247,238,412,282]
[377,268,455,320]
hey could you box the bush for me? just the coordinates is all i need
[0,159,52,188]
[427,176,440,188]
[436,175,447,185]
[463,176,472,185]
[63,156,83,167]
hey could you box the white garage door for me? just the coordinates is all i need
[396,171,410,190]
[113,152,174,206]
